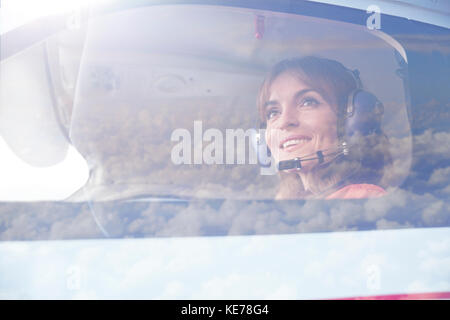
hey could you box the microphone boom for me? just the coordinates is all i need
[277,148,344,171]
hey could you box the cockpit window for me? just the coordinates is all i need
[0,3,448,240]
[65,5,412,202]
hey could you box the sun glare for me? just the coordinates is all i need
[0,0,109,34]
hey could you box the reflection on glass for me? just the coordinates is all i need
[5,4,448,241]
[67,5,412,202]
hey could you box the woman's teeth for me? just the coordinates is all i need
[282,138,309,149]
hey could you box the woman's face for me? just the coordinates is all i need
[264,71,339,171]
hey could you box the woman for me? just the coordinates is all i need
[258,56,391,199]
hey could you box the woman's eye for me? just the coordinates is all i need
[266,109,280,120]
[299,97,319,107]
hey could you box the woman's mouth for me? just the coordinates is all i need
[279,135,312,152]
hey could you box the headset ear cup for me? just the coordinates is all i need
[341,90,384,162]
[347,90,383,136]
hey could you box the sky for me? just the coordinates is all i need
[0,226,449,299]
[0,0,111,34]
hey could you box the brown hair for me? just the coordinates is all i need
[257,56,391,199]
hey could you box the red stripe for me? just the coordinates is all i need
[332,291,450,300]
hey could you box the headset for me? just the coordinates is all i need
[251,68,385,172]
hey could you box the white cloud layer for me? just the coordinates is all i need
[0,227,448,299]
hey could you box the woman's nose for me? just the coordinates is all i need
[278,105,299,130]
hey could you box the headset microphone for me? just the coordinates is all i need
[276,147,349,172]
[278,150,324,171]
[278,158,302,171]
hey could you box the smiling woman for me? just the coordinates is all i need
[258,56,392,199]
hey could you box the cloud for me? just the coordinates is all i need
[193,272,298,299]
[1,182,448,241]
[428,167,450,186]
[159,281,185,299]
[2,226,449,299]
[363,190,407,222]
[407,237,450,294]
[414,130,450,160]
[0,203,102,241]
[422,200,446,226]
[375,219,412,229]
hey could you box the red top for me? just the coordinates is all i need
[326,183,387,199]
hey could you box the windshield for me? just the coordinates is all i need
[66,5,411,202]
[0,2,449,240]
